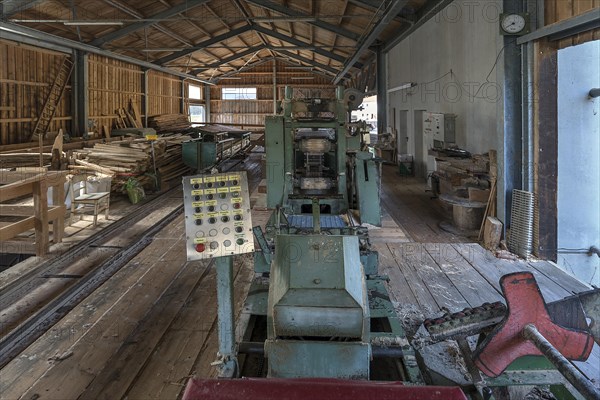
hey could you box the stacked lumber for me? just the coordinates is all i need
[113,99,144,131]
[0,153,52,168]
[72,134,192,192]
[433,152,490,198]
[148,114,191,133]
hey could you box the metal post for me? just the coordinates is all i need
[204,85,211,123]
[215,255,237,378]
[376,46,387,135]
[74,49,88,137]
[273,60,277,114]
[523,324,600,400]
[142,69,149,128]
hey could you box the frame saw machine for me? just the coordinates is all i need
[179,87,600,400]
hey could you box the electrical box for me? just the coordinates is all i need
[183,171,254,260]
[423,112,456,149]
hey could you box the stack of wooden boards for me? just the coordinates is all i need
[148,114,191,133]
[71,134,192,191]
[113,99,144,131]
[432,152,491,200]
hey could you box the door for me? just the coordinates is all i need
[398,110,408,155]
[557,40,600,285]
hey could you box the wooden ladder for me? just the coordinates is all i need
[28,56,74,142]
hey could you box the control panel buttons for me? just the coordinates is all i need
[185,171,254,260]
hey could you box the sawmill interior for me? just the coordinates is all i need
[1,0,599,399]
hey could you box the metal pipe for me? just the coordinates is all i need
[238,342,405,358]
[589,88,600,98]
[523,324,600,400]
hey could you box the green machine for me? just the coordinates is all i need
[182,86,600,400]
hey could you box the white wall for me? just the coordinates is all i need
[386,0,504,176]
[557,40,600,286]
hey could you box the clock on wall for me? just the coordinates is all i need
[499,13,530,36]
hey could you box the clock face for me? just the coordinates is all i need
[502,14,526,34]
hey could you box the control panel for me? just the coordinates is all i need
[183,171,254,260]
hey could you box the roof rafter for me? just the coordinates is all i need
[1,0,45,17]
[246,0,360,42]
[254,24,362,69]
[191,45,266,74]
[89,0,212,47]
[333,0,408,84]
[155,24,253,65]
[273,49,339,76]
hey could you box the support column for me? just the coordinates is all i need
[142,69,149,128]
[376,46,387,135]
[72,49,88,137]
[215,256,236,378]
[497,0,524,229]
[273,60,277,114]
[204,85,211,123]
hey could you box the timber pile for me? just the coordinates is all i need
[148,114,191,133]
[72,134,192,192]
[0,153,52,168]
[433,153,490,198]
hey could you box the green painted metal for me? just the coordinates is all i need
[266,340,371,379]
[215,256,236,377]
[354,151,382,226]
[265,116,286,208]
[182,139,217,171]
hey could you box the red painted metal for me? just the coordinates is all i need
[474,272,594,377]
[182,378,469,400]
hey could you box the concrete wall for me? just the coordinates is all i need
[386,0,504,177]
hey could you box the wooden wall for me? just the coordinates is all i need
[146,71,183,117]
[210,60,335,129]
[0,40,72,145]
[88,54,143,131]
[544,0,600,48]
[0,42,188,145]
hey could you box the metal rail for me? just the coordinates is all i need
[0,202,184,368]
[0,186,182,302]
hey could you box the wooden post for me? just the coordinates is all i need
[33,178,49,256]
[51,175,65,244]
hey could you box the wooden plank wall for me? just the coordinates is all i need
[210,60,335,128]
[0,40,72,145]
[544,0,600,48]
[146,71,183,117]
[87,54,143,132]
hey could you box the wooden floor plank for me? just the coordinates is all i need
[452,244,572,302]
[78,259,212,400]
[527,260,593,295]
[374,243,419,307]
[424,243,503,307]
[14,220,187,400]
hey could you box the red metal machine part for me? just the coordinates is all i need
[474,271,594,377]
[182,378,468,400]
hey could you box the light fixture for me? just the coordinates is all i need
[291,76,315,80]
[220,77,242,80]
[63,21,124,26]
[387,82,416,93]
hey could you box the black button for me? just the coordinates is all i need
[206,182,213,188]
[221,216,229,222]
[232,180,238,185]
[209,217,216,224]
[219,193,227,199]
[219,181,226,187]
[208,205,215,212]
[193,183,200,189]
[234,214,242,221]
[235,226,243,233]
[195,207,202,213]
[207,194,214,200]
[195,219,202,226]
[194,195,201,201]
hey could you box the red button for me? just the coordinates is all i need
[233,203,241,209]
[195,243,206,253]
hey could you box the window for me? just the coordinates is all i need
[189,84,202,100]
[189,105,205,123]
[222,87,257,100]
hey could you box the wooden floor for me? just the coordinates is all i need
[1,158,598,399]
